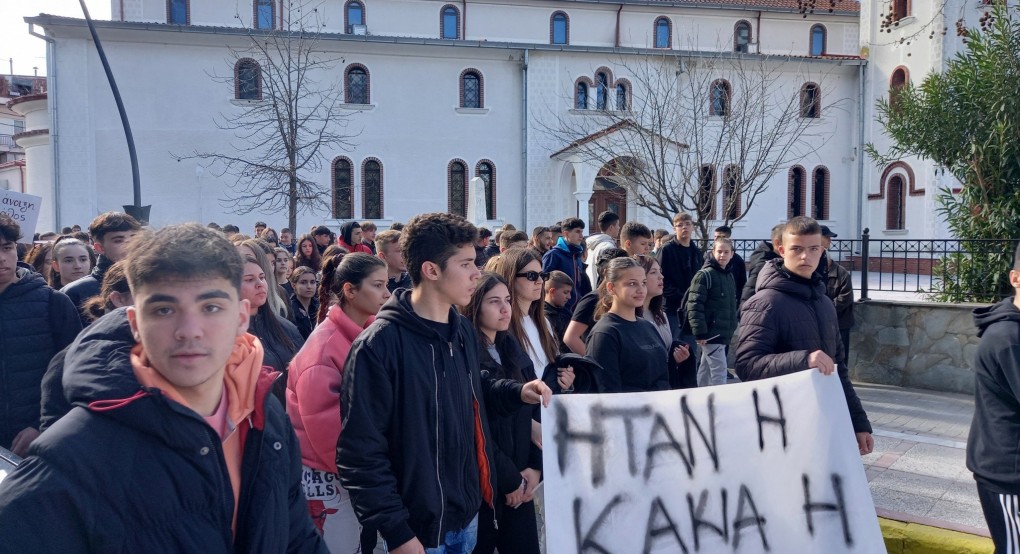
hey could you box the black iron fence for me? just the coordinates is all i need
[731,228,1017,303]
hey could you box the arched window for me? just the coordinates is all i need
[167,0,188,24]
[235,59,261,100]
[615,82,629,111]
[345,0,364,33]
[441,5,460,39]
[890,66,909,112]
[255,0,273,29]
[477,160,496,219]
[812,166,829,220]
[788,166,806,218]
[710,79,731,117]
[461,70,482,109]
[551,12,569,45]
[723,165,741,220]
[654,17,671,49]
[810,25,827,56]
[887,175,905,230]
[892,0,909,21]
[345,65,370,104]
[575,81,588,109]
[363,159,383,220]
[734,21,752,53]
[448,160,468,216]
[332,157,354,219]
[698,165,716,219]
[596,72,609,111]
[801,82,821,118]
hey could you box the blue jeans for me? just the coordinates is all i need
[425,516,478,554]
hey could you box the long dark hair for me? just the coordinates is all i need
[486,247,558,363]
[243,254,295,352]
[595,257,644,321]
[330,251,386,310]
[294,234,322,272]
[636,255,665,325]
[462,272,525,383]
[316,245,349,323]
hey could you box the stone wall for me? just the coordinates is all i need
[849,300,981,394]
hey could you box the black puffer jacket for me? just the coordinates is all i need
[0,267,80,448]
[740,241,779,305]
[0,309,327,553]
[825,260,855,331]
[736,260,871,434]
[338,290,507,550]
[686,258,738,344]
[60,254,112,327]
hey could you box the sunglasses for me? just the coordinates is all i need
[516,271,550,282]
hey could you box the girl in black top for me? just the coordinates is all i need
[586,257,670,393]
[288,266,319,339]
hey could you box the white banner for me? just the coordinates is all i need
[0,189,42,243]
[541,370,885,553]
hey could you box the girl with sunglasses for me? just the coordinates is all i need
[587,257,670,393]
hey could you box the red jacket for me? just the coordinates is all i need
[286,304,373,473]
[337,238,373,255]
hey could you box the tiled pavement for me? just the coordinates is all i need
[855,382,988,536]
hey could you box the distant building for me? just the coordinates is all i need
[0,74,45,195]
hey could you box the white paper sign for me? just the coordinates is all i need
[0,189,42,243]
[541,370,885,553]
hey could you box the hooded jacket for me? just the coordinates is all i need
[0,267,81,448]
[736,260,872,434]
[337,290,507,550]
[0,309,327,553]
[741,240,780,306]
[686,257,738,344]
[584,233,616,288]
[967,298,1020,493]
[542,237,592,311]
[60,254,113,327]
[337,222,372,255]
[287,304,372,474]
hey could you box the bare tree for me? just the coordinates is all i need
[538,51,848,241]
[174,0,357,231]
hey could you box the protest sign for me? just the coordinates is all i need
[542,370,885,553]
[0,190,42,243]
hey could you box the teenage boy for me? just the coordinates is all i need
[821,226,854,364]
[741,223,784,306]
[620,221,653,257]
[544,270,574,353]
[530,226,553,256]
[543,217,592,312]
[280,227,295,254]
[584,211,621,287]
[254,221,268,236]
[736,216,873,455]
[0,223,326,552]
[376,229,412,292]
[658,212,703,340]
[62,211,141,327]
[338,212,551,554]
[0,216,81,457]
[968,242,1020,553]
[714,225,747,300]
[475,227,493,268]
[313,225,333,254]
[360,221,378,254]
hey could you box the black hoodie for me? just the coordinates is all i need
[337,290,507,550]
[967,297,1020,493]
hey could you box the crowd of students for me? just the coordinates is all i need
[0,208,883,553]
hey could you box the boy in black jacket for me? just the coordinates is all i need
[338,212,549,554]
[968,241,1020,553]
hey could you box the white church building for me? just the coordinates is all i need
[15,0,996,239]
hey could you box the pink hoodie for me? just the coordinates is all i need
[286,304,372,473]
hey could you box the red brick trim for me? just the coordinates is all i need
[613,78,631,110]
[440,4,461,39]
[593,67,615,85]
[653,17,672,49]
[550,11,569,45]
[476,159,496,219]
[331,156,354,219]
[362,157,384,219]
[448,159,469,216]
[252,0,274,30]
[166,0,190,25]
[788,165,807,218]
[810,24,827,55]
[574,76,593,109]
[344,0,365,34]
[459,68,484,109]
[234,58,263,100]
[698,164,717,220]
[722,164,742,219]
[886,175,906,230]
[800,82,821,118]
[734,20,752,52]
[811,165,830,220]
[344,63,371,104]
[870,161,920,199]
[709,79,732,116]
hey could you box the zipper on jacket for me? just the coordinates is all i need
[468,369,499,532]
[430,344,446,547]
[203,426,234,550]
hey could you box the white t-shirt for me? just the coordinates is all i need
[522,315,552,378]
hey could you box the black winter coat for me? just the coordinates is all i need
[0,267,80,448]
[967,298,1020,493]
[825,260,855,330]
[60,254,111,328]
[658,239,704,311]
[741,241,779,305]
[686,258,738,344]
[736,260,872,434]
[0,309,327,554]
[338,291,509,550]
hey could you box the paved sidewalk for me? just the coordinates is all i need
[855,382,988,537]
